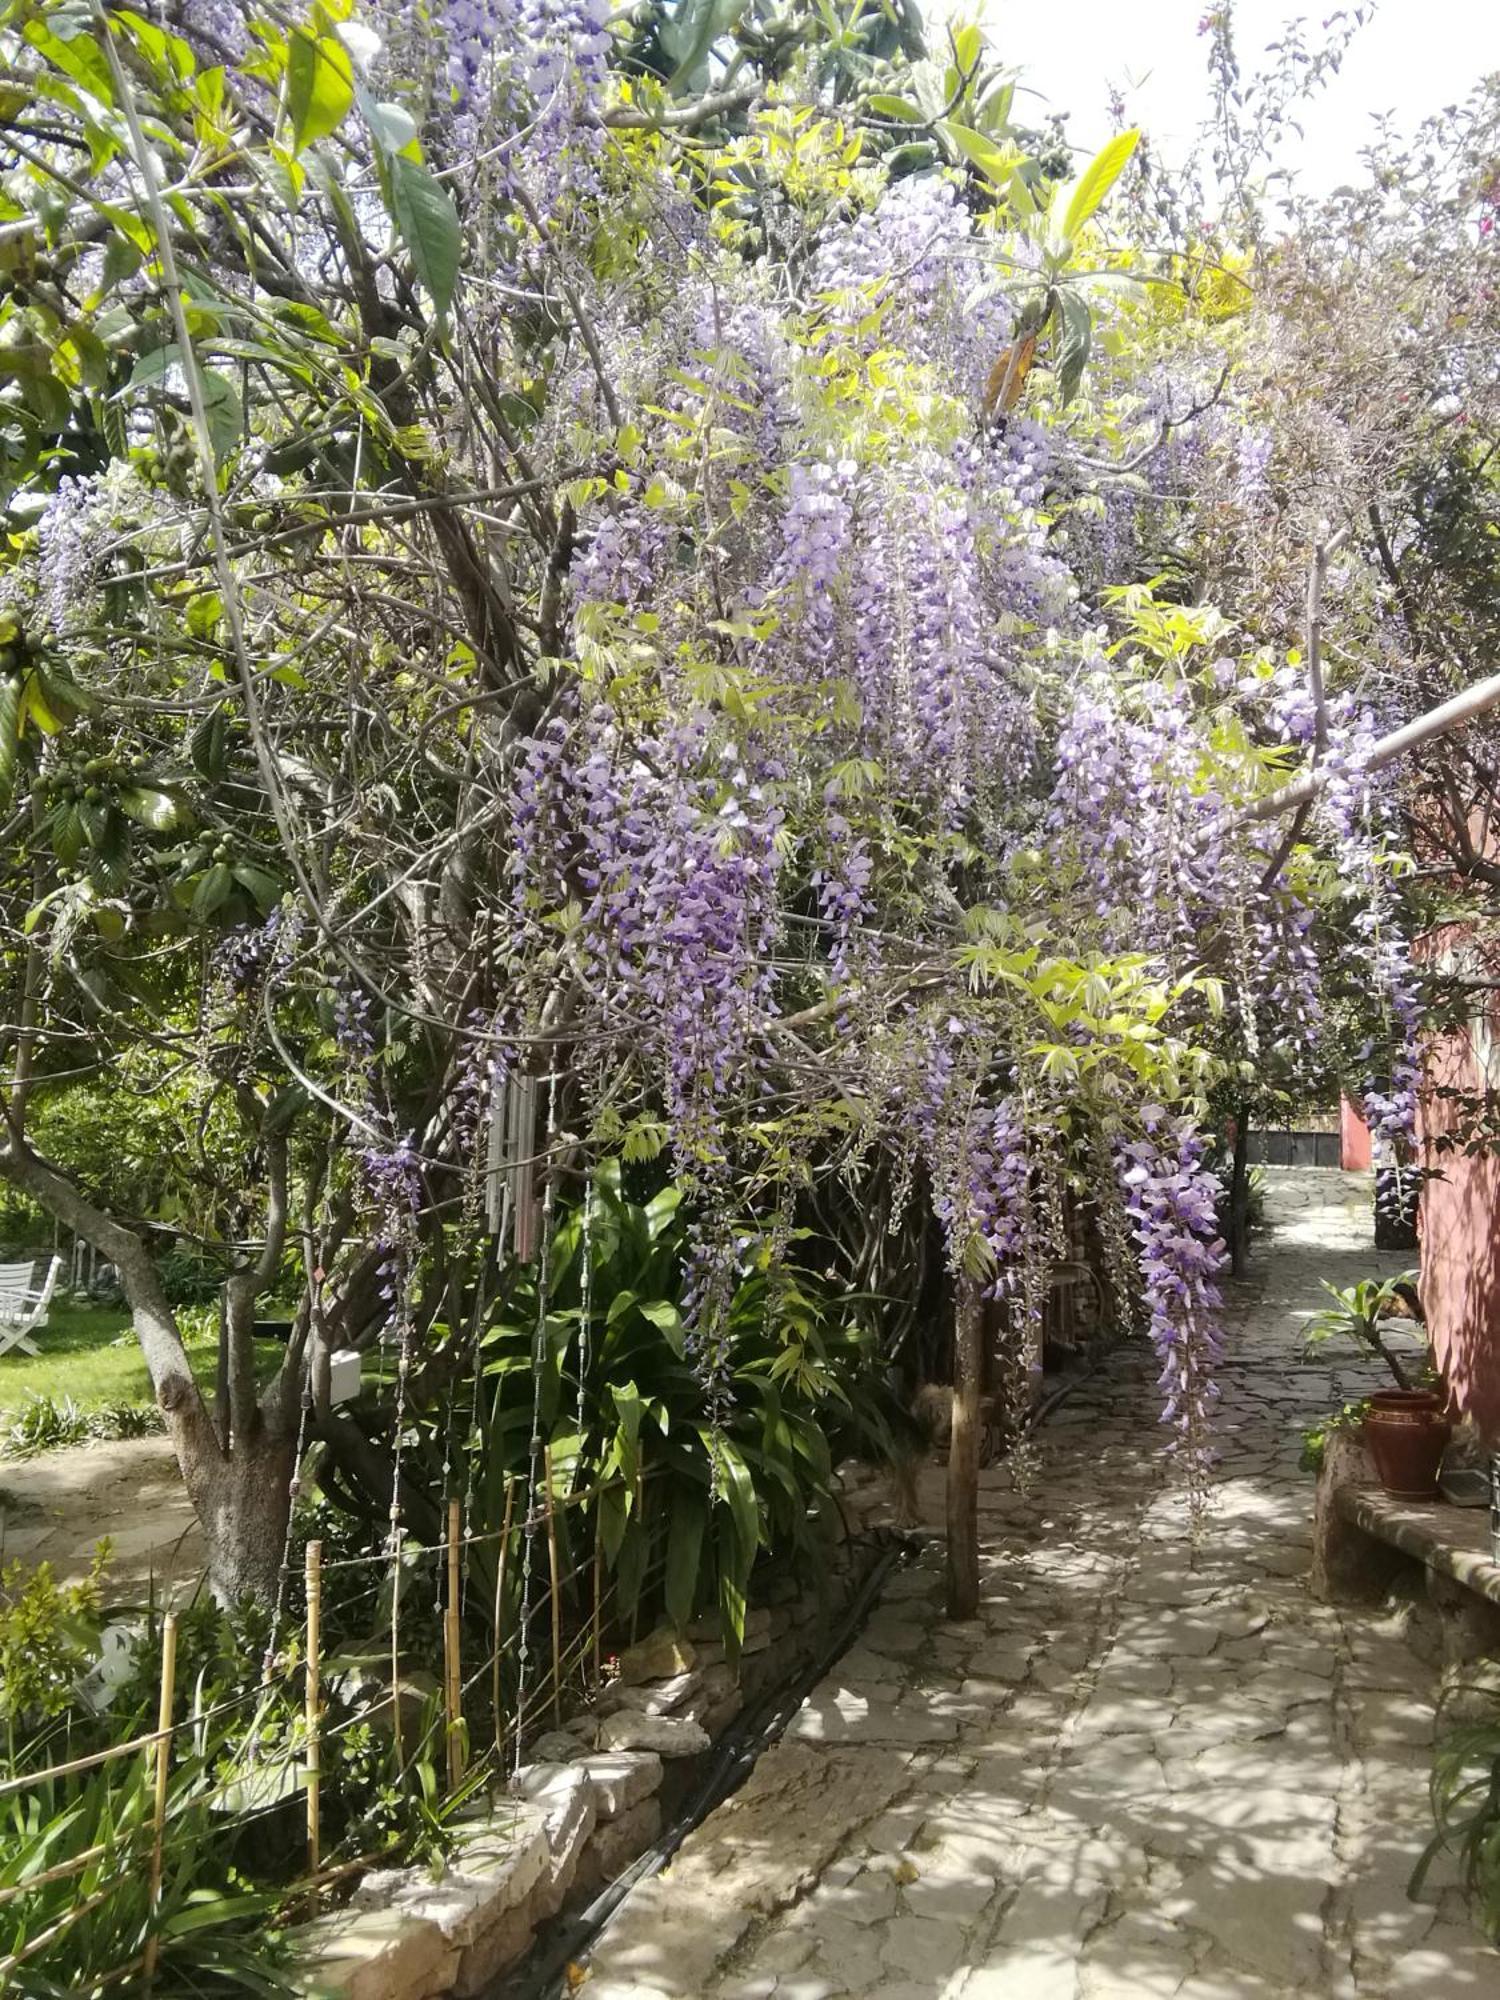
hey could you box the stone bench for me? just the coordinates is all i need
[1313,1433,1500,1664]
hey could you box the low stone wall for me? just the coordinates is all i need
[1312,1431,1500,1700]
[292,1525,901,1999]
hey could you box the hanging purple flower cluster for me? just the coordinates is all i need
[813,813,872,987]
[1114,1108,1226,1469]
[514,710,783,1173]
[774,460,855,680]
[964,1094,1033,1290]
[573,501,669,613]
[810,172,973,307]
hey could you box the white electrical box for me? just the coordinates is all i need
[328,1348,362,1406]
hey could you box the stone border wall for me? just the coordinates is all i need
[292,1518,903,2000]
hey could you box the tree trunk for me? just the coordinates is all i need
[177,1420,299,1604]
[946,1273,982,1621]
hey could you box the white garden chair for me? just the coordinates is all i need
[0,1254,62,1359]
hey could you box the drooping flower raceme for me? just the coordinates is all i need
[1114,1109,1226,1474]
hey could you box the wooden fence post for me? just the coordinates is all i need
[946,1274,982,1621]
[445,1497,465,1789]
[305,1540,322,1901]
[141,1610,178,1986]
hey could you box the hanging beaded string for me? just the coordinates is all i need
[512,1068,559,1778]
[384,1208,418,1765]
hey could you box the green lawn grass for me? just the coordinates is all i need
[0,1303,230,1417]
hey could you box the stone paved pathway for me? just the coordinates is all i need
[583,1169,1498,1999]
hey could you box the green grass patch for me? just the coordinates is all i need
[0,1303,283,1421]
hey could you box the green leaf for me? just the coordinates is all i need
[191,862,233,920]
[716,1511,750,1657]
[950,22,982,74]
[1056,289,1092,405]
[0,677,20,809]
[941,120,1013,185]
[867,94,923,122]
[117,786,180,831]
[200,368,243,462]
[287,30,355,153]
[232,864,282,910]
[665,1489,707,1630]
[22,22,115,105]
[1060,127,1140,243]
[388,155,461,323]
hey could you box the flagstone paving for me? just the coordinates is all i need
[582,1169,1498,1999]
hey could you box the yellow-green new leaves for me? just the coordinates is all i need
[286,28,355,153]
[1058,127,1140,247]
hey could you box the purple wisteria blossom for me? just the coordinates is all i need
[1115,1109,1226,1472]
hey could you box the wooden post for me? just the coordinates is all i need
[491,1477,516,1762]
[141,1610,178,1985]
[946,1275,982,1621]
[305,1541,322,1901]
[543,1444,563,1726]
[592,1537,603,1692]
[1229,1102,1251,1280]
[445,1497,465,1789]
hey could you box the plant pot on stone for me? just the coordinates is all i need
[1304,1272,1451,1501]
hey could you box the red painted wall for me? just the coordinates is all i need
[1340,1097,1371,1172]
[1417,924,1500,1444]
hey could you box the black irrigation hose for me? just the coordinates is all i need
[494,1531,913,2000]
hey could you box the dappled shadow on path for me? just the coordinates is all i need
[581,1171,1497,2000]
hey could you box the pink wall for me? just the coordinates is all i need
[1340,1097,1371,1172]
[1417,925,1500,1444]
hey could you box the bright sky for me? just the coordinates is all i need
[964,0,1500,195]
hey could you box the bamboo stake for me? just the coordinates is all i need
[141,1611,178,1986]
[945,1277,982,1622]
[491,1476,516,1759]
[543,1445,563,1726]
[445,1497,465,1789]
[592,1537,603,1692]
[305,1541,322,1905]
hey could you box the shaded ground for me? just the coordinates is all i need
[583,1169,1496,1999]
[0,1434,202,1597]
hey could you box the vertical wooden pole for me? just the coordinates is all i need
[543,1444,563,1726]
[592,1536,603,1693]
[305,1540,322,1902]
[389,1522,404,1771]
[946,1274,982,1621]
[445,1497,465,1789]
[1229,1101,1251,1280]
[491,1477,516,1763]
[142,1610,178,1985]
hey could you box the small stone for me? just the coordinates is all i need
[574,1794,665,1901]
[571,1750,663,1819]
[291,1908,458,2000]
[512,1763,598,1918]
[599,1709,711,1757]
[600,1667,704,1717]
[617,1627,698,1683]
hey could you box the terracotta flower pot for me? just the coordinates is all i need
[1363,1390,1452,1501]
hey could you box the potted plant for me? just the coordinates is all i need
[1304,1272,1451,1500]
